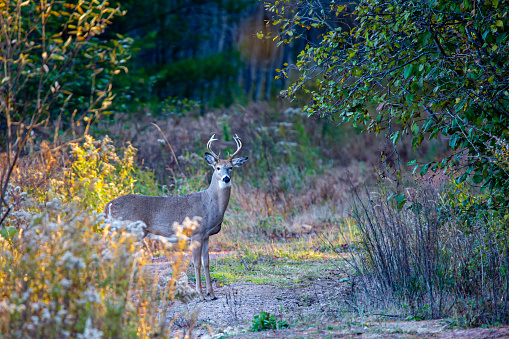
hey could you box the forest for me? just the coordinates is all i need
[1,0,508,338]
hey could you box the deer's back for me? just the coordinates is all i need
[105,193,205,237]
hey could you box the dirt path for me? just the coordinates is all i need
[151,253,509,338]
[167,279,341,331]
[168,279,509,339]
[230,324,509,338]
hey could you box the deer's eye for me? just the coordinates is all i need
[216,167,220,171]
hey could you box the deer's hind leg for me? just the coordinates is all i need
[201,237,216,300]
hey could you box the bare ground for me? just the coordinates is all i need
[150,253,509,339]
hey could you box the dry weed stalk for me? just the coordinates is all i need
[0,189,200,338]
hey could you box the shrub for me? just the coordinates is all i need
[346,179,509,325]
[0,0,131,224]
[251,311,289,332]
[0,137,200,337]
[50,135,160,212]
[0,195,198,338]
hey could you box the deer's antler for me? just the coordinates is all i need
[228,134,243,160]
[207,134,220,160]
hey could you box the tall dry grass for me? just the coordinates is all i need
[344,178,509,325]
[101,102,447,185]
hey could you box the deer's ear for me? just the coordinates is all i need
[205,153,217,167]
[232,157,248,167]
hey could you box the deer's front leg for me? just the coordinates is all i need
[201,237,216,300]
[192,238,204,300]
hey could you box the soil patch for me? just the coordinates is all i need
[151,253,508,338]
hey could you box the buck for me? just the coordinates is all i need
[104,134,248,300]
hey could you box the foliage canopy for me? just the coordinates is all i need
[0,0,131,224]
[266,0,509,218]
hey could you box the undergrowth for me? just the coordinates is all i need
[0,138,199,338]
[251,311,289,332]
[345,177,509,326]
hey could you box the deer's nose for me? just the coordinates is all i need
[223,176,230,183]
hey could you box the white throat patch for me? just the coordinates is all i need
[218,180,231,189]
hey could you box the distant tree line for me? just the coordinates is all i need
[107,0,332,109]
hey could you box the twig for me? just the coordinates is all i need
[151,122,181,172]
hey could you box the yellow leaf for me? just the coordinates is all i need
[64,36,72,47]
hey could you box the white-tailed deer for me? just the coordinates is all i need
[104,134,248,300]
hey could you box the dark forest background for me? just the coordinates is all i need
[109,0,323,108]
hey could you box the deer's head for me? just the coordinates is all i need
[204,134,248,188]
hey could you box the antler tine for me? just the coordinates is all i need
[228,134,243,159]
[207,134,220,160]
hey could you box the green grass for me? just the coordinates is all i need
[203,252,343,286]
[188,225,349,286]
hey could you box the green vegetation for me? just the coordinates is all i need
[0,0,131,223]
[1,0,509,337]
[251,311,289,332]
[206,249,342,285]
[266,0,509,220]
[262,0,509,328]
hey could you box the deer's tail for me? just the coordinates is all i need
[103,202,113,219]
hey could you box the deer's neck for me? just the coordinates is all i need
[207,180,231,214]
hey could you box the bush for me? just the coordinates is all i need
[0,138,200,337]
[346,179,509,325]
[267,0,509,219]
[50,135,160,212]
[0,195,198,338]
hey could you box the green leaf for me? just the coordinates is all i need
[449,134,459,149]
[390,131,401,145]
[411,122,419,135]
[419,163,430,176]
[404,64,413,79]
[396,194,406,210]
[473,174,483,184]
[407,159,417,165]
[0,226,18,241]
